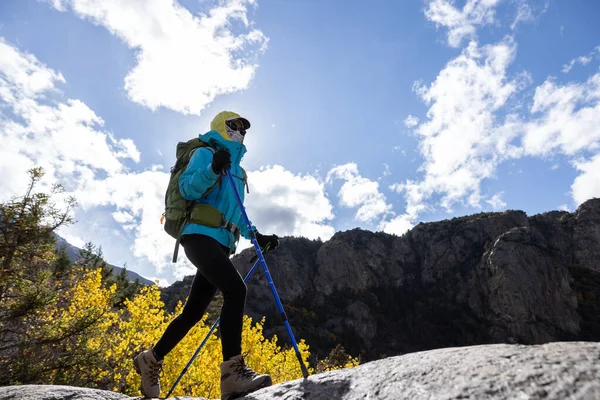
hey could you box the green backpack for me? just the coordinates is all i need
[162,138,248,262]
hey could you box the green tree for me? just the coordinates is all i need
[53,246,72,278]
[315,344,359,373]
[111,267,144,309]
[0,167,76,298]
[77,242,113,281]
[0,167,79,384]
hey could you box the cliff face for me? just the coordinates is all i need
[164,199,600,361]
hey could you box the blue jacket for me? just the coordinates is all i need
[179,130,254,252]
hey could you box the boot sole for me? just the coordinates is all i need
[221,376,273,400]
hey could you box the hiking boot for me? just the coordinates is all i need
[133,349,163,398]
[220,355,272,400]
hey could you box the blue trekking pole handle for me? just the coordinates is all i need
[165,259,262,398]
[225,170,310,379]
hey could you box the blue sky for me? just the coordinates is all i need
[1,0,599,285]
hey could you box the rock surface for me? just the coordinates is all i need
[0,385,131,399]
[245,341,600,400]
[1,342,598,400]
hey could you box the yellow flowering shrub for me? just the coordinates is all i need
[1,169,358,393]
[95,285,316,398]
[4,265,357,394]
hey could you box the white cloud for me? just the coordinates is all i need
[561,56,592,74]
[571,153,600,206]
[561,46,599,73]
[327,163,392,223]
[405,38,521,214]
[147,277,171,288]
[510,1,533,30]
[0,38,337,281]
[510,0,549,31]
[389,183,403,193]
[404,115,420,128]
[113,137,141,162]
[522,73,600,157]
[0,37,193,279]
[392,146,407,156]
[71,169,191,276]
[112,210,135,224]
[0,37,64,101]
[425,0,549,47]
[486,192,507,210]
[380,214,414,236]
[57,232,86,248]
[48,0,268,115]
[558,204,570,212]
[424,0,501,47]
[394,33,600,222]
[0,38,138,196]
[245,165,335,240]
[383,163,391,177]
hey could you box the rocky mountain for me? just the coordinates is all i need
[1,341,598,399]
[54,234,155,286]
[162,199,600,362]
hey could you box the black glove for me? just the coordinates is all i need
[256,231,279,252]
[250,232,279,263]
[211,149,231,175]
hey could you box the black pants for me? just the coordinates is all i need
[153,234,247,361]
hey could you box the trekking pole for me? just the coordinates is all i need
[165,259,262,398]
[225,170,310,379]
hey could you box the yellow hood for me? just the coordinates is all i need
[210,111,248,141]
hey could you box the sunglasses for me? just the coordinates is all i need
[225,119,247,134]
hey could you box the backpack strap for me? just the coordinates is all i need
[242,168,249,194]
[172,201,196,263]
[171,146,222,262]
[230,167,249,194]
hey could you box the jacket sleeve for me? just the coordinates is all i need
[238,215,257,241]
[178,148,220,200]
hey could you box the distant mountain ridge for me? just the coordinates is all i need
[54,234,155,286]
[161,198,600,362]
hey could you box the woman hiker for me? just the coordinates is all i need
[134,111,280,400]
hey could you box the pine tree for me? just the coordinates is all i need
[0,167,77,384]
[315,344,359,373]
[53,246,72,278]
[77,242,114,280]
